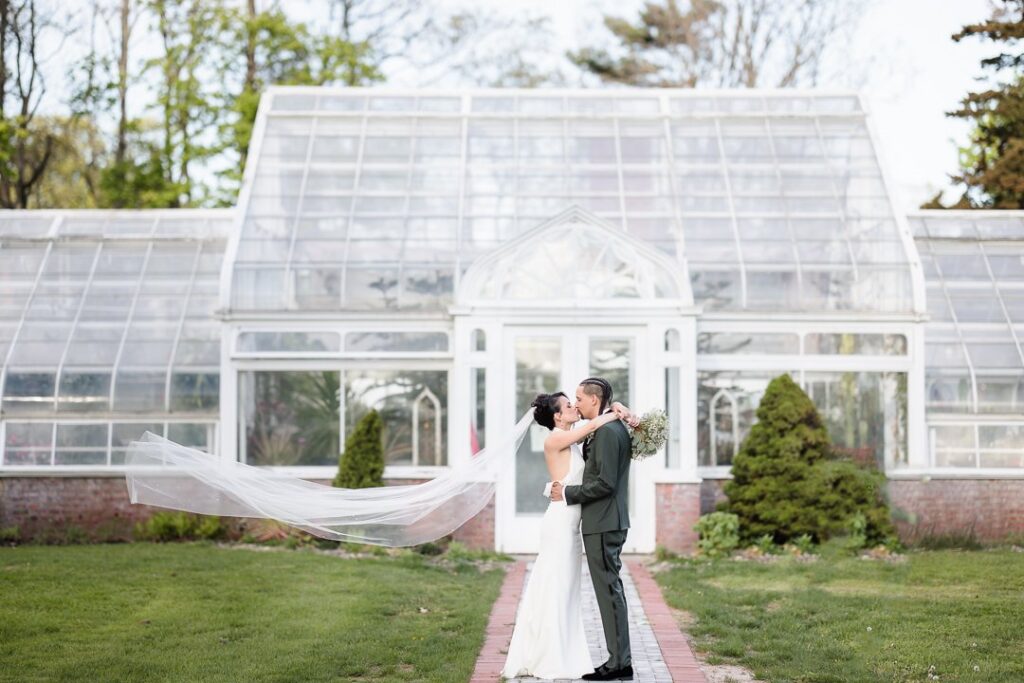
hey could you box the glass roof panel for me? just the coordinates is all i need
[229,88,915,314]
[0,210,231,416]
[913,212,1024,416]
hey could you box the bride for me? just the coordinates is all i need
[502,392,636,680]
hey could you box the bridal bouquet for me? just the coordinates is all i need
[627,409,669,460]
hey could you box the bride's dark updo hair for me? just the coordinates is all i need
[530,392,567,430]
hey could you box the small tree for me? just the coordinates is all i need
[720,374,829,543]
[333,410,384,489]
[720,374,897,545]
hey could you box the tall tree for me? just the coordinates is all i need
[0,0,69,208]
[214,0,380,199]
[142,0,225,207]
[939,1,1024,209]
[570,0,862,88]
[26,114,105,207]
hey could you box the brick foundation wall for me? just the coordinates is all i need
[6,474,1018,549]
[0,477,154,542]
[654,483,701,554]
[887,478,1024,543]
[0,475,496,548]
[700,476,1024,545]
[700,478,728,515]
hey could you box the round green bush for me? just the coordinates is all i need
[333,409,385,489]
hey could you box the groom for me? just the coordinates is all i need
[551,377,633,682]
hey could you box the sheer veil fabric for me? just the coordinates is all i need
[123,409,535,546]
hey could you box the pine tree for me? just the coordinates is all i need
[720,374,830,543]
[720,374,896,544]
[942,1,1024,209]
[333,410,385,489]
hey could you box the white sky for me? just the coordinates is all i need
[42,0,997,211]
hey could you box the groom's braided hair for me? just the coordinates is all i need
[580,377,613,414]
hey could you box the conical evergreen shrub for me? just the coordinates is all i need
[719,374,895,544]
[333,410,385,489]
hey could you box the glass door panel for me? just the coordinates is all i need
[514,336,562,514]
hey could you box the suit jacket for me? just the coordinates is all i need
[563,417,631,534]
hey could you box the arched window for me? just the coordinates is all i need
[665,329,681,352]
[472,328,486,352]
[710,388,739,466]
[458,207,692,306]
[412,387,443,466]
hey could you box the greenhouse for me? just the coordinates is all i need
[1,88,1022,552]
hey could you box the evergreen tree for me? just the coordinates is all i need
[720,374,830,542]
[720,374,896,544]
[940,1,1024,209]
[334,409,385,489]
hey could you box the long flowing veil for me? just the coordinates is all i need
[124,409,536,547]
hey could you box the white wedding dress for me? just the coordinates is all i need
[501,434,593,680]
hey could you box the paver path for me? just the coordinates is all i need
[471,558,706,682]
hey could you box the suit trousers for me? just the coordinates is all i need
[582,529,631,670]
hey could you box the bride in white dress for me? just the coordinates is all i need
[502,392,636,681]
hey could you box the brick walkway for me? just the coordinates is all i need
[471,558,705,683]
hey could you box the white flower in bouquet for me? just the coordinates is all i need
[627,409,669,460]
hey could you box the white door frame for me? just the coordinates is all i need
[494,323,660,554]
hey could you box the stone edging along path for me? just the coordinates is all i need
[471,558,706,682]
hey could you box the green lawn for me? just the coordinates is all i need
[0,543,504,682]
[654,547,1024,682]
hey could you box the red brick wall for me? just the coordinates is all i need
[887,478,1024,544]
[0,477,154,542]
[5,474,1018,548]
[655,483,701,554]
[0,475,496,548]
[701,477,1024,545]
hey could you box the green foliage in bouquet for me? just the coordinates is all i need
[719,374,896,545]
[334,409,385,489]
[628,409,668,460]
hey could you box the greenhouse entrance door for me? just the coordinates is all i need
[497,326,656,554]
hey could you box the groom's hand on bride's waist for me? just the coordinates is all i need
[550,482,564,501]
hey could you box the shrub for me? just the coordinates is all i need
[751,533,776,555]
[804,459,897,545]
[0,526,21,544]
[720,374,896,545]
[654,545,678,562]
[789,533,815,554]
[693,511,740,558]
[720,374,830,543]
[134,511,226,542]
[334,409,385,489]
[845,511,869,552]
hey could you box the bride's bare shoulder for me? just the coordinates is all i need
[543,431,571,454]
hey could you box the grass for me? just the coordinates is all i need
[0,542,505,682]
[654,544,1024,682]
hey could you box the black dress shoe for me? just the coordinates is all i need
[582,665,633,681]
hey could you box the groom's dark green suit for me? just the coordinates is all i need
[563,414,632,671]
